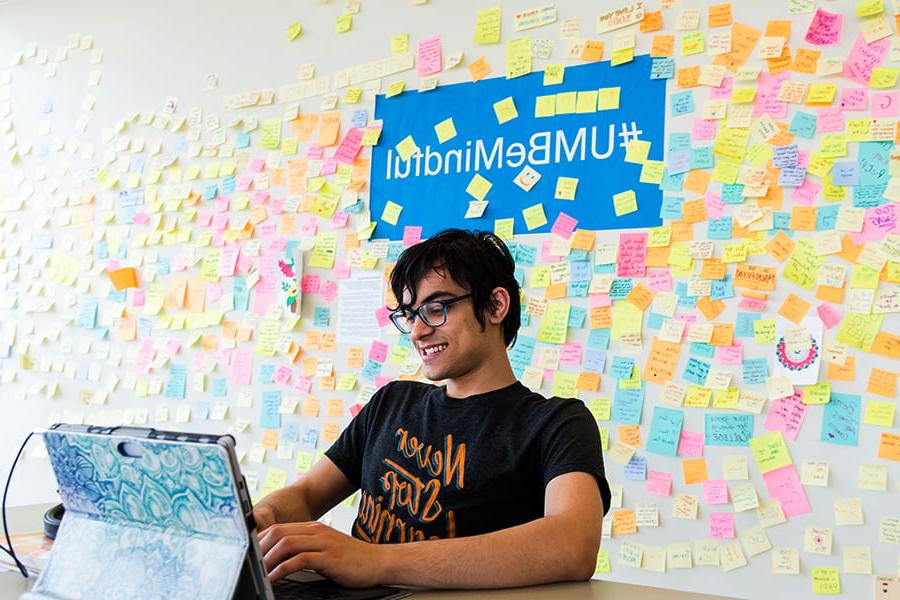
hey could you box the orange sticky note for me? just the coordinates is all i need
[640,11,663,33]
[643,338,681,384]
[581,40,605,62]
[619,425,642,448]
[878,433,900,462]
[627,283,654,310]
[651,34,675,57]
[683,170,711,195]
[778,294,812,324]
[681,198,709,223]
[576,371,601,392]
[872,332,900,360]
[713,22,761,71]
[792,48,820,74]
[765,230,796,262]
[683,458,709,484]
[468,56,491,81]
[676,65,701,87]
[867,369,898,398]
[108,267,139,291]
[612,509,638,535]
[827,355,856,381]
[708,3,733,27]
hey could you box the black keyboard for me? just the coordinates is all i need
[272,578,353,599]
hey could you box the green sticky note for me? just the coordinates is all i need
[537,301,570,344]
[749,430,792,474]
[594,549,612,574]
[803,382,831,405]
[811,568,841,595]
[522,203,547,230]
[335,14,353,33]
[286,22,303,41]
[466,173,493,200]
[543,64,565,85]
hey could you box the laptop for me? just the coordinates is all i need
[23,424,411,600]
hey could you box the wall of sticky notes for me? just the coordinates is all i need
[0,1,898,598]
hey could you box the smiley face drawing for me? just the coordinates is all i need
[513,165,541,191]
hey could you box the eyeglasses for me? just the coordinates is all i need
[389,293,473,334]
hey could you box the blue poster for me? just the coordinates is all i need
[371,56,666,240]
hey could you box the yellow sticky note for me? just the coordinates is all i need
[869,67,899,89]
[625,140,651,164]
[343,87,362,104]
[640,160,665,184]
[811,568,841,595]
[506,36,532,79]
[556,91,577,114]
[475,6,502,44]
[613,190,637,216]
[260,117,282,149]
[386,80,405,98]
[335,14,352,33]
[493,97,519,124]
[864,399,895,427]
[611,47,634,65]
[598,87,621,110]
[543,64,564,85]
[395,135,419,161]
[749,431,792,474]
[555,177,578,200]
[537,301,570,344]
[535,95,556,117]
[391,33,409,54]
[466,173,492,200]
[434,118,457,143]
[522,203,547,230]
[576,90,598,113]
[380,201,403,225]
[494,217,514,240]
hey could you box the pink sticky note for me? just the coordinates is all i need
[715,342,743,365]
[539,240,562,263]
[321,280,338,302]
[131,211,150,225]
[249,157,266,172]
[816,106,845,133]
[763,465,811,518]
[752,72,789,119]
[647,268,673,292]
[708,76,733,100]
[738,296,767,312]
[368,340,389,363]
[332,211,350,229]
[764,389,807,442]
[374,305,392,328]
[790,178,821,205]
[402,225,423,247]
[871,92,899,118]
[839,87,868,111]
[647,471,673,496]
[551,212,578,239]
[293,377,313,394]
[417,35,442,77]
[230,348,253,385]
[349,403,364,418]
[678,430,704,457]
[691,118,717,141]
[273,364,293,385]
[804,8,843,45]
[704,192,725,219]
[374,375,394,389]
[333,261,351,280]
[708,512,736,538]
[817,303,843,330]
[589,294,611,308]
[843,34,890,85]
[301,274,321,294]
[131,289,145,307]
[616,233,648,278]
[559,343,583,365]
[853,204,898,244]
[703,480,729,505]
[334,128,363,164]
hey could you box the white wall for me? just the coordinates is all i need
[0,0,897,598]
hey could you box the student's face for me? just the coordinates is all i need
[404,269,486,383]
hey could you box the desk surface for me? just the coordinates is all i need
[0,503,736,600]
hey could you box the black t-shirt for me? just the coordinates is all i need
[325,380,612,544]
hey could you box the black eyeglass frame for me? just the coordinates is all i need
[389,293,473,334]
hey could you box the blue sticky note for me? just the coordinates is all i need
[704,414,753,446]
[650,57,675,79]
[76,299,98,329]
[707,217,733,240]
[670,91,694,116]
[660,169,685,191]
[610,356,636,379]
[165,365,187,400]
[710,275,734,301]
[646,311,664,329]
[516,244,538,267]
[259,364,275,384]
[302,427,319,448]
[350,109,368,128]
[735,312,759,338]
[778,167,807,187]
[203,184,218,200]
[195,401,210,420]
[282,422,301,443]
[587,329,611,350]
[816,204,839,231]
[647,407,684,457]
[690,342,715,358]
[212,378,228,397]
[260,391,282,430]
[221,175,236,194]
[567,280,588,297]
[788,112,817,139]
[314,307,331,327]
[623,455,647,480]
[821,393,861,446]
[667,150,692,175]
[668,132,692,153]
[236,132,251,148]
[583,349,607,373]
[721,184,745,204]
[233,277,250,311]
[568,306,587,328]
[613,383,645,425]
[690,146,714,169]
[609,278,633,300]
[508,335,536,376]
[858,142,891,186]
[360,358,382,380]
[772,145,799,168]
[660,195,683,220]
[683,357,710,385]
[742,358,768,384]
[831,163,859,186]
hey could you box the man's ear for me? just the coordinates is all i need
[486,287,511,325]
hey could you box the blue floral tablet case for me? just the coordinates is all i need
[25,430,248,599]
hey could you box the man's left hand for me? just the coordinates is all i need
[258,521,385,588]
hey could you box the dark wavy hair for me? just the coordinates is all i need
[390,229,521,347]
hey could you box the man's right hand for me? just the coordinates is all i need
[253,503,278,532]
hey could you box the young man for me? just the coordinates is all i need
[254,229,611,589]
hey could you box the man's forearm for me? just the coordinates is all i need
[377,515,599,589]
[255,483,314,524]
